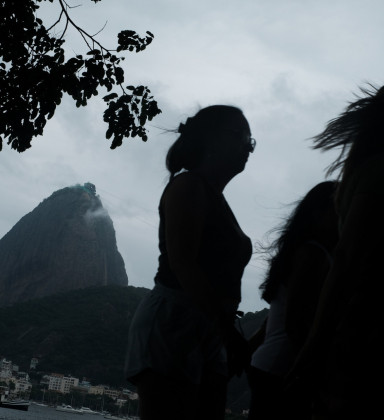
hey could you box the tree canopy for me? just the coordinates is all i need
[0,0,161,152]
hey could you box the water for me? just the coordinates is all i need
[0,404,123,420]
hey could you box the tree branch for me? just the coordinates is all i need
[57,0,115,53]
[46,9,64,33]
[58,16,69,41]
[91,21,108,38]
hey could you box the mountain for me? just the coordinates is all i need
[0,183,128,307]
[0,285,268,413]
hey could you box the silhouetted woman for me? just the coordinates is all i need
[125,105,254,420]
[248,181,339,420]
[294,85,384,418]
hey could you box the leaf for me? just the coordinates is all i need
[139,114,147,126]
[87,49,101,55]
[110,134,123,149]
[114,67,124,84]
[133,86,144,96]
[105,128,113,139]
[103,93,118,102]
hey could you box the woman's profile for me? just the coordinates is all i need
[248,181,339,420]
[125,105,255,420]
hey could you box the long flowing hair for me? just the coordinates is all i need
[313,84,384,178]
[259,181,338,303]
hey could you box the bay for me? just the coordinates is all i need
[0,404,134,420]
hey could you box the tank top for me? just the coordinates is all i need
[154,171,252,301]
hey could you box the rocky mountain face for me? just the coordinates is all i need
[0,183,128,307]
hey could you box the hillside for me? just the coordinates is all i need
[0,285,268,412]
[0,183,128,307]
[0,285,148,386]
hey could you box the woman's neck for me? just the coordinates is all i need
[194,166,233,193]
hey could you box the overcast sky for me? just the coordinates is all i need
[1,0,384,313]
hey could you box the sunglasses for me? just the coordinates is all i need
[247,137,256,153]
[225,129,257,153]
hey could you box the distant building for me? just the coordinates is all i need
[48,373,79,394]
[40,374,50,387]
[80,379,91,388]
[62,376,79,394]
[4,370,32,397]
[89,385,105,395]
[30,357,39,370]
[74,379,91,394]
[0,358,12,380]
[14,373,32,395]
[48,373,64,392]
[104,388,120,400]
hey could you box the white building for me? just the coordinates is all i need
[14,375,32,395]
[0,358,12,380]
[104,388,120,400]
[62,376,79,394]
[48,373,79,394]
[48,373,64,392]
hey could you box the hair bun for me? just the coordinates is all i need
[178,117,194,134]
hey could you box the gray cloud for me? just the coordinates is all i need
[1,0,384,313]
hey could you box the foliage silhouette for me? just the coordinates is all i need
[0,0,161,152]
